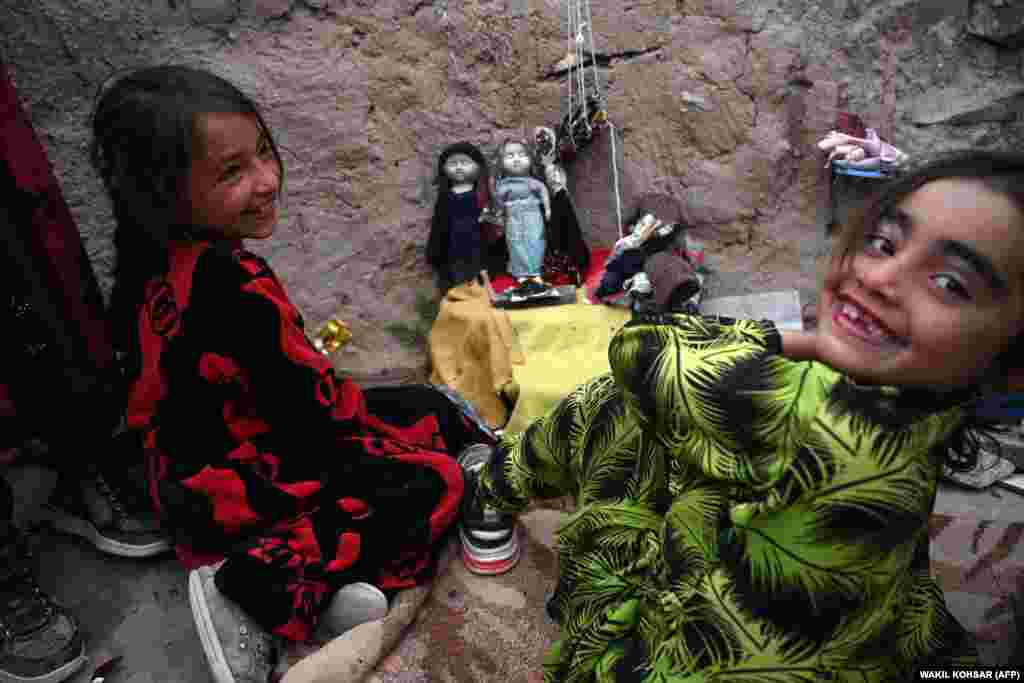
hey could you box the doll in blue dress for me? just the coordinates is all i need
[495,139,551,296]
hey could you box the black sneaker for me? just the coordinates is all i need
[457,444,520,575]
[509,280,552,302]
[43,469,170,558]
[0,528,86,683]
[522,280,553,297]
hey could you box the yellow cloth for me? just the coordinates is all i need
[428,280,524,429]
[427,282,630,433]
[503,296,630,435]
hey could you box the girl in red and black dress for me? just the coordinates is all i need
[90,65,492,683]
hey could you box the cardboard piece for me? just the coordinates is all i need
[700,290,804,331]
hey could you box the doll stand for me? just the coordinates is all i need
[493,284,576,309]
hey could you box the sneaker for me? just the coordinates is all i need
[43,470,170,558]
[522,280,552,297]
[457,444,520,576]
[313,582,389,641]
[509,280,552,301]
[189,563,279,683]
[0,528,87,683]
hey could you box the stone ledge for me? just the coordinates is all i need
[189,0,239,25]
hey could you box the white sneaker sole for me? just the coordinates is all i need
[463,526,513,543]
[43,506,171,558]
[188,568,236,683]
[0,647,86,683]
[459,528,519,561]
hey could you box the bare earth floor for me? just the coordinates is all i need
[6,467,1022,683]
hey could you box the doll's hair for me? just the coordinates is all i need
[89,64,285,364]
[495,138,537,179]
[435,141,490,198]
[830,150,1024,472]
[626,193,687,228]
[427,142,492,276]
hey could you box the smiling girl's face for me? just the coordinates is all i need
[185,111,281,241]
[818,178,1024,389]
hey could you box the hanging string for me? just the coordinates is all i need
[562,0,625,237]
[582,0,623,237]
[574,3,588,142]
[607,120,624,238]
[583,0,603,112]
[565,0,573,138]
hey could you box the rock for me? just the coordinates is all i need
[252,0,293,19]
[907,83,1024,126]
[679,90,712,112]
[968,0,1024,48]
[7,0,1024,384]
[508,0,528,18]
[189,0,239,24]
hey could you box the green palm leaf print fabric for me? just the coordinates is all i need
[477,313,977,682]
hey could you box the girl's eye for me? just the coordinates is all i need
[864,233,894,256]
[220,165,242,183]
[932,274,970,300]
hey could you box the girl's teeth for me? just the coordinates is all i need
[840,301,902,345]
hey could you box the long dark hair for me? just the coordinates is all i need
[426,141,491,273]
[89,64,284,369]
[830,150,1024,471]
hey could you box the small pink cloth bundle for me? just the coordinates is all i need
[817,128,909,170]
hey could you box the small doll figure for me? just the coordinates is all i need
[426,142,505,292]
[495,138,551,296]
[534,126,590,286]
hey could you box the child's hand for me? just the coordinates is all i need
[780,329,820,362]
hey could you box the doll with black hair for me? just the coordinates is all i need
[534,126,590,286]
[426,142,506,292]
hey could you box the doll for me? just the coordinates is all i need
[534,126,590,286]
[426,142,506,292]
[495,138,551,296]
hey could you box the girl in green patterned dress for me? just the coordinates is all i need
[457,150,1024,681]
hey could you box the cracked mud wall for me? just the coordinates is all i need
[3,0,1024,374]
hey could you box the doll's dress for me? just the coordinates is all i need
[497,176,547,279]
[446,189,484,287]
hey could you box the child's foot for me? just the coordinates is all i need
[44,469,171,558]
[189,563,279,683]
[314,582,389,641]
[457,444,520,576]
[0,525,87,683]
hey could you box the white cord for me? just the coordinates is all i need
[607,120,624,237]
[565,0,573,137]
[583,0,622,236]
[583,0,603,107]
[562,0,624,236]
[575,3,587,141]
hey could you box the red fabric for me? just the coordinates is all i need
[0,385,15,421]
[0,63,114,372]
[1,62,117,454]
[835,111,867,139]
[491,246,611,295]
[130,242,478,641]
